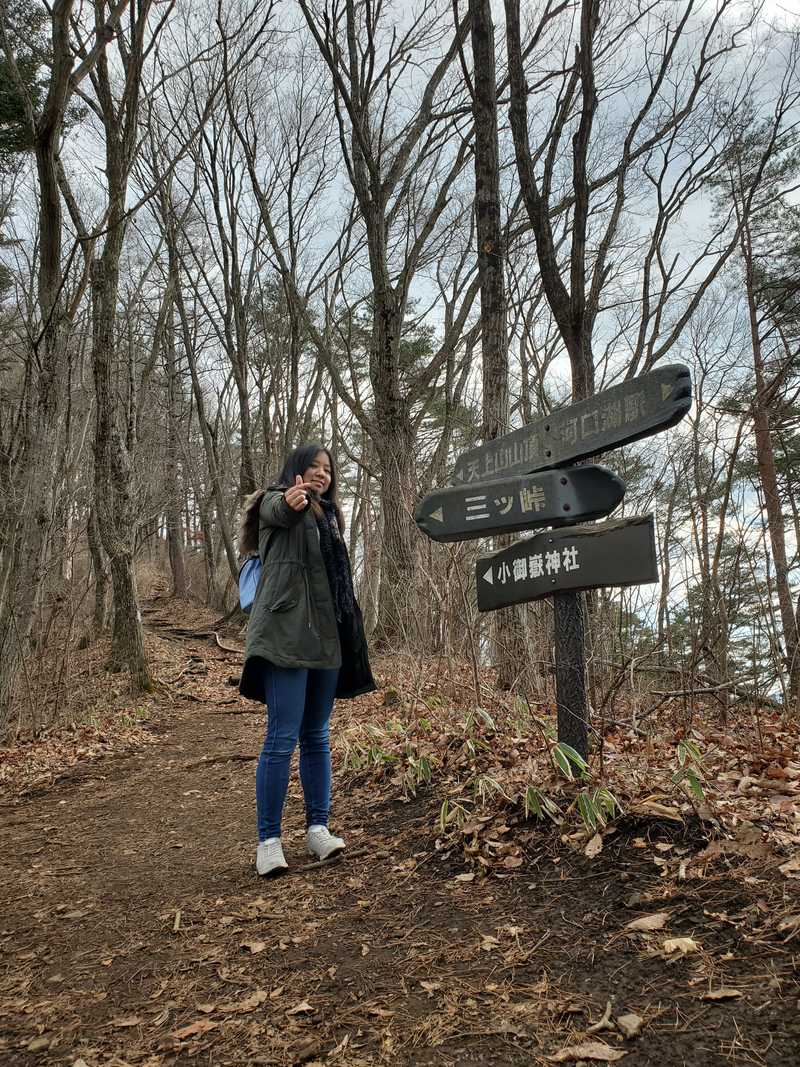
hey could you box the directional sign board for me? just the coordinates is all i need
[476,516,658,612]
[452,364,691,485]
[415,465,625,542]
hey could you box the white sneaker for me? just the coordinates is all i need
[306,825,345,861]
[256,837,288,876]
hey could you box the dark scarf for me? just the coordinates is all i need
[315,499,356,622]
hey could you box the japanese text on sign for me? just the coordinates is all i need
[452,365,691,487]
[464,433,542,482]
[463,486,548,520]
[491,545,582,585]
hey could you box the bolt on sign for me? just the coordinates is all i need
[475,516,659,612]
[415,466,625,542]
[450,364,692,486]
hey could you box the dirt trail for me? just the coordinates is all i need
[1,650,798,1066]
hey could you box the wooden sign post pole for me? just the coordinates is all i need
[554,590,589,760]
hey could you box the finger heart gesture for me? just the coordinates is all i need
[285,474,314,511]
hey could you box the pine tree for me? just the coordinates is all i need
[0,1,47,165]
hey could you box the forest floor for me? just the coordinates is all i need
[1,598,799,1067]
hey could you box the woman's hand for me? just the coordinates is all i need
[284,475,315,512]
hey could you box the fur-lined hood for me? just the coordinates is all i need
[238,488,266,558]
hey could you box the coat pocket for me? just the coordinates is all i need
[264,562,302,612]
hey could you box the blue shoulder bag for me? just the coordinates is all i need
[238,526,277,614]
[238,555,262,614]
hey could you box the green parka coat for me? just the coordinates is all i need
[239,489,375,704]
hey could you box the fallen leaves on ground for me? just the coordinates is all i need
[547,1040,627,1062]
[240,939,266,954]
[585,833,603,858]
[4,629,800,1067]
[779,855,800,877]
[616,1013,643,1038]
[625,912,670,932]
[171,1019,219,1040]
[663,937,700,955]
[218,990,268,1013]
[287,1000,314,1016]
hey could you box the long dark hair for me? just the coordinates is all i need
[277,442,345,533]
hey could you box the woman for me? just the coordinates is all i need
[239,444,376,876]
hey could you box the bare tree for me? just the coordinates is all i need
[250,0,480,644]
[712,50,800,706]
[0,0,130,735]
[79,0,181,686]
[501,0,770,750]
[462,0,529,688]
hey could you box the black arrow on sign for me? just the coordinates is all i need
[415,465,625,543]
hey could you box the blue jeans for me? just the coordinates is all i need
[256,662,339,841]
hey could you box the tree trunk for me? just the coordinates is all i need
[91,252,152,688]
[554,592,588,760]
[108,552,149,686]
[87,506,111,636]
[373,406,418,646]
[199,496,226,610]
[86,0,164,689]
[505,0,600,747]
[657,478,679,649]
[169,245,239,586]
[227,300,257,498]
[470,0,527,690]
[0,0,78,737]
[164,314,188,598]
[745,242,800,707]
[471,0,507,428]
[0,445,58,737]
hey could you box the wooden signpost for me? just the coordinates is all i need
[451,364,692,485]
[415,466,625,542]
[475,516,658,610]
[415,364,693,759]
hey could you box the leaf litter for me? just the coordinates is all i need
[624,912,670,932]
[547,1040,627,1062]
[1,612,799,1065]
